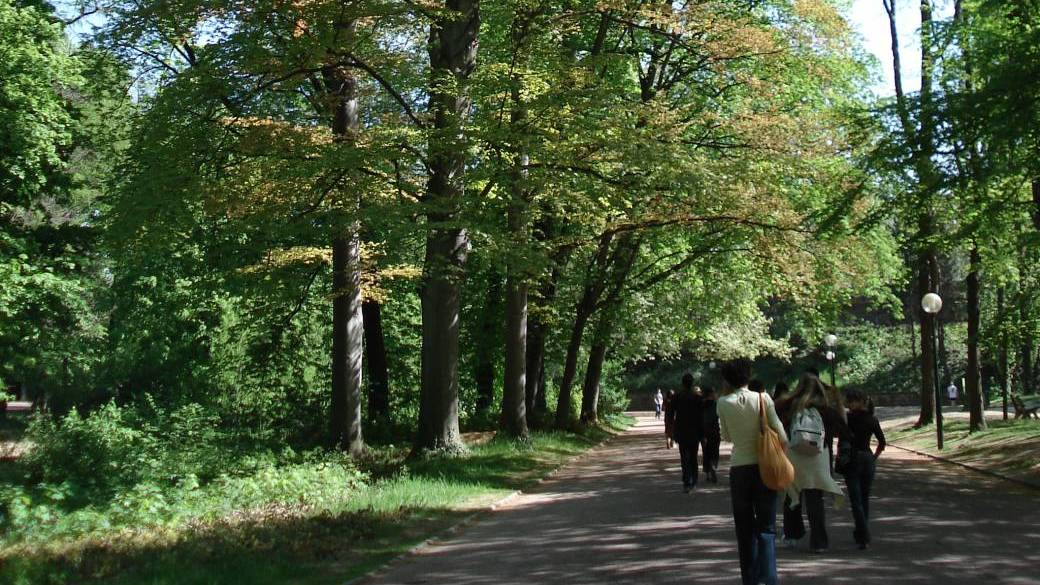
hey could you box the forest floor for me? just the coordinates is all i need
[359,412,1040,585]
[879,406,1040,485]
[0,417,632,585]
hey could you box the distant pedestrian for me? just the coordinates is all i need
[654,389,664,419]
[718,359,786,585]
[838,388,886,550]
[947,383,959,406]
[773,381,789,401]
[664,389,677,449]
[749,379,765,393]
[775,375,849,553]
[668,373,705,493]
[701,386,721,483]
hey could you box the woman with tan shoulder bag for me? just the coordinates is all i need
[718,359,789,585]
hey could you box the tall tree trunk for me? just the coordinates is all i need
[363,300,389,419]
[1032,179,1040,232]
[474,274,501,415]
[331,231,364,454]
[536,365,548,412]
[998,286,1010,420]
[525,316,546,418]
[326,58,364,456]
[525,272,557,421]
[1020,243,1035,394]
[416,0,479,454]
[526,226,565,422]
[938,313,949,386]
[913,0,942,428]
[966,244,986,431]
[554,233,614,428]
[580,318,610,425]
[418,231,468,452]
[555,300,593,428]
[577,237,640,424]
[906,286,918,361]
[916,244,938,427]
[500,63,531,438]
[1021,300,1034,395]
[501,270,529,437]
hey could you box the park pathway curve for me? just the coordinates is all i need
[358,413,1040,584]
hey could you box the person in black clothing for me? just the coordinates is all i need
[749,379,765,393]
[773,381,789,401]
[668,373,704,493]
[840,388,886,549]
[701,386,721,483]
[664,389,677,449]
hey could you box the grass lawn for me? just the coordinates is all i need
[0,415,632,585]
[887,417,1040,485]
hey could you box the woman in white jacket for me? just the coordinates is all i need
[776,374,849,553]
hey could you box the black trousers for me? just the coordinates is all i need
[844,451,876,545]
[677,437,701,487]
[702,434,721,473]
[729,465,779,585]
[782,490,828,550]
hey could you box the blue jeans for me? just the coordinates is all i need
[729,464,778,585]
[678,438,700,488]
[844,451,876,545]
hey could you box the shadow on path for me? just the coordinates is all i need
[362,414,1040,585]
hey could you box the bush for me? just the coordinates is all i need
[22,398,229,500]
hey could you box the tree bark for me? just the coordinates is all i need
[363,300,389,419]
[579,318,609,425]
[325,57,364,456]
[912,0,941,428]
[906,286,918,361]
[915,243,938,427]
[415,0,479,454]
[525,315,546,418]
[525,265,559,421]
[501,271,529,437]
[554,233,614,428]
[1019,241,1034,394]
[998,286,1009,419]
[1021,298,1034,395]
[500,59,531,438]
[536,365,548,412]
[577,237,640,424]
[474,274,501,415]
[331,231,364,455]
[966,245,986,431]
[555,299,594,428]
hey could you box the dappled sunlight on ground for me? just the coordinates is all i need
[362,413,1040,585]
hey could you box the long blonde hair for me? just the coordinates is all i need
[789,375,843,417]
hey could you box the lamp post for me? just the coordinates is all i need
[824,334,838,386]
[922,292,944,450]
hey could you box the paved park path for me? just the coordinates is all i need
[361,413,1040,584]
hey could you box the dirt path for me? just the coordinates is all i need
[359,413,1040,584]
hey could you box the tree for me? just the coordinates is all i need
[0,1,127,409]
[414,0,480,454]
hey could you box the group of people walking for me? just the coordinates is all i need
[661,360,886,585]
[658,376,721,490]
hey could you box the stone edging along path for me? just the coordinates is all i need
[344,424,628,585]
[887,441,1040,491]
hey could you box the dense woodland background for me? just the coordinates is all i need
[2,0,1040,580]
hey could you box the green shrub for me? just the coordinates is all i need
[21,398,230,500]
[23,403,149,496]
